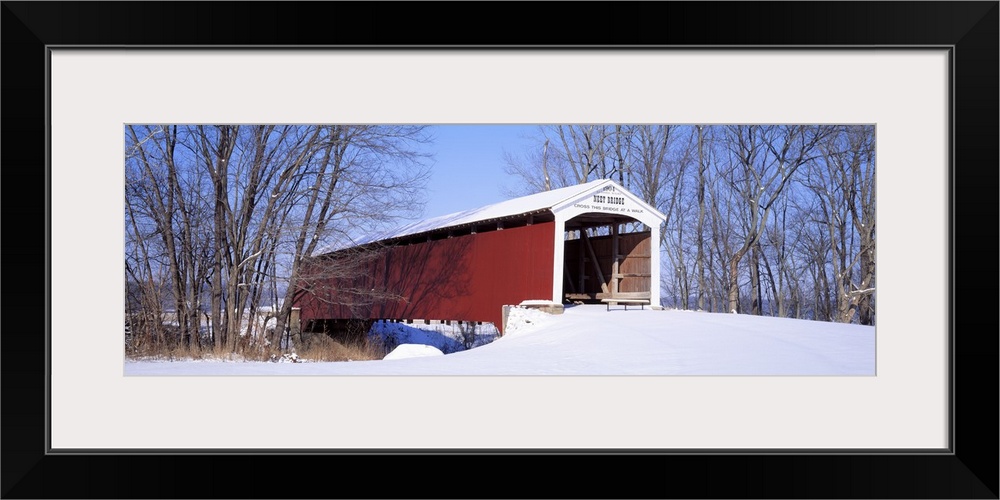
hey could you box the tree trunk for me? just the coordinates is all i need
[695,126,707,311]
[749,244,762,315]
[727,249,744,313]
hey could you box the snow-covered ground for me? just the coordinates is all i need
[125,305,875,376]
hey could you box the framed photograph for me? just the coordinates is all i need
[4,2,996,498]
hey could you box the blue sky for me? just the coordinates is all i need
[417,124,543,219]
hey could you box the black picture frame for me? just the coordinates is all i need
[3,2,996,498]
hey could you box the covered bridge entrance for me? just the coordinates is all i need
[563,218,653,303]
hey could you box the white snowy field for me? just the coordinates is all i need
[124,305,876,376]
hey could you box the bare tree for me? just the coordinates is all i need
[629,125,690,307]
[126,125,210,347]
[758,195,798,317]
[721,125,830,314]
[124,124,431,357]
[551,124,612,183]
[693,125,713,311]
[502,129,562,196]
[273,125,432,349]
[802,125,876,324]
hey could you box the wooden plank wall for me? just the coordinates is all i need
[563,230,651,299]
[618,231,651,295]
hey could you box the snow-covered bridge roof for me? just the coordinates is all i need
[314,179,665,256]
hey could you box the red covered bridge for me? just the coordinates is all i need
[293,180,666,337]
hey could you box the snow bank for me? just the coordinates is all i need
[126,305,876,376]
[519,299,560,306]
[503,306,558,337]
[383,344,444,360]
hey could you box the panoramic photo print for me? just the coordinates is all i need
[124,124,876,376]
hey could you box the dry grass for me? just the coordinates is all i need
[126,329,387,363]
[294,333,386,362]
[127,340,278,362]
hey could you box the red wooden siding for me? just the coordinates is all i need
[294,222,555,334]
